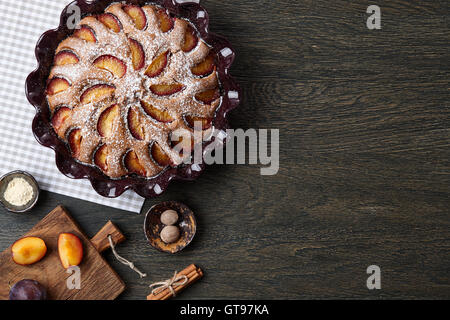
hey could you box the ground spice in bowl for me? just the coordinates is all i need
[0,171,40,213]
[4,177,34,206]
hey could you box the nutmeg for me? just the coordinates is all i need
[160,226,180,244]
[160,210,179,226]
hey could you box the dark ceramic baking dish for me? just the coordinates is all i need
[26,0,240,198]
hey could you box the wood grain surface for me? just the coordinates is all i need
[0,206,125,300]
[0,0,449,299]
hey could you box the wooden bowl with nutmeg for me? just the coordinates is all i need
[144,201,197,254]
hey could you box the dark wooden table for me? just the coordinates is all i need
[1,0,449,299]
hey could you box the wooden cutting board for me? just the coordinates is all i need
[0,206,126,300]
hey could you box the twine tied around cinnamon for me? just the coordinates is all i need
[108,235,147,278]
[149,271,189,297]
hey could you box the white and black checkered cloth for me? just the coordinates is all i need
[0,0,145,213]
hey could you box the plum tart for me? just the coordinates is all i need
[27,0,240,198]
[47,2,222,179]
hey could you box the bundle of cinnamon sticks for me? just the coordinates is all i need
[147,264,203,300]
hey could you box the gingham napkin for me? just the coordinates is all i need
[0,0,145,213]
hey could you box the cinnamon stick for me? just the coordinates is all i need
[147,264,203,300]
[160,268,203,300]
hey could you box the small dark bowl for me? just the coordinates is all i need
[0,171,40,213]
[144,201,196,254]
[26,0,240,199]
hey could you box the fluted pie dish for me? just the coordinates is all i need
[26,0,240,198]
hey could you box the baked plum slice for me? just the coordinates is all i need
[145,51,169,78]
[80,84,115,104]
[123,4,147,30]
[94,144,108,172]
[68,128,83,158]
[151,142,172,167]
[170,129,194,156]
[97,104,120,138]
[185,115,213,130]
[129,38,145,70]
[182,25,198,52]
[141,100,174,123]
[93,55,127,78]
[54,50,79,66]
[47,78,70,95]
[51,107,71,135]
[195,88,220,104]
[98,13,121,32]
[127,107,146,140]
[150,83,184,96]
[124,150,147,176]
[74,25,96,43]
[191,53,215,77]
[156,9,174,32]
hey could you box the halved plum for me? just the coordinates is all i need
[47,78,70,95]
[150,83,184,96]
[141,100,174,123]
[145,51,169,78]
[129,38,145,70]
[151,142,172,167]
[123,4,147,30]
[124,150,147,176]
[54,50,79,66]
[93,55,127,78]
[98,13,122,33]
[11,237,47,266]
[74,25,96,43]
[127,107,145,140]
[58,233,83,269]
[80,84,115,104]
[191,53,216,77]
[94,144,108,172]
[68,128,83,158]
[181,25,198,52]
[97,104,120,138]
[195,88,220,104]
